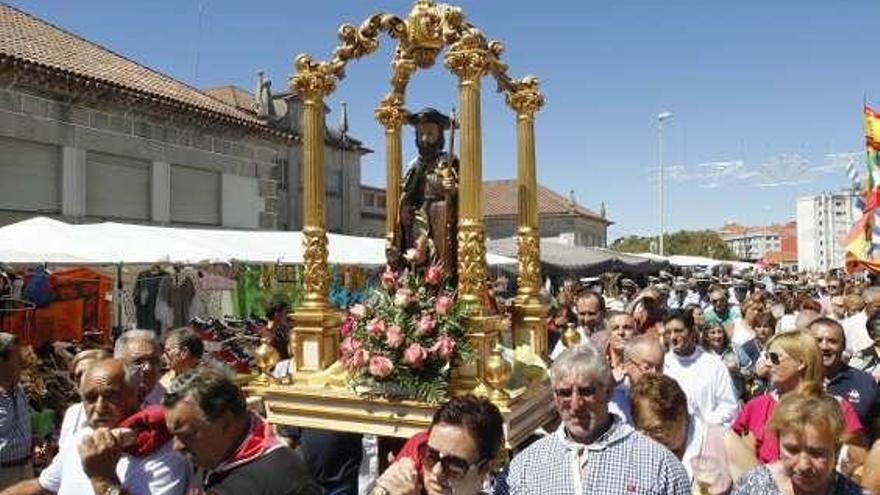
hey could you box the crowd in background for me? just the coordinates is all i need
[3,266,880,494]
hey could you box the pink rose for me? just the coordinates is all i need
[340,336,362,355]
[380,267,399,290]
[367,317,387,337]
[417,314,436,335]
[431,334,456,361]
[369,355,394,378]
[349,303,367,319]
[351,348,370,368]
[435,294,454,315]
[424,264,444,285]
[385,325,405,348]
[340,317,355,337]
[394,288,415,308]
[403,343,428,369]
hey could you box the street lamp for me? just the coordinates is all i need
[657,111,673,256]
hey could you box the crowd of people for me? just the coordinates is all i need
[2,267,880,494]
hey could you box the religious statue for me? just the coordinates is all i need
[387,108,459,280]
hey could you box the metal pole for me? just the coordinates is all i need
[659,118,664,256]
[657,112,672,256]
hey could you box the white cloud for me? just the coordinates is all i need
[662,151,855,188]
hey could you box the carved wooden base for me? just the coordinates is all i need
[250,378,555,448]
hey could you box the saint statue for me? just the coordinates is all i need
[387,108,459,281]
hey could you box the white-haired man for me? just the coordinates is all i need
[115,330,164,405]
[494,344,689,494]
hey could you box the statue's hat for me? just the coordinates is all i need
[407,107,451,129]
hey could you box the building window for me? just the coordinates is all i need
[377,195,386,208]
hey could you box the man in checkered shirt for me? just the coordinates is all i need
[495,344,690,494]
[0,333,32,490]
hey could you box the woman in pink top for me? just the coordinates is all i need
[732,330,864,463]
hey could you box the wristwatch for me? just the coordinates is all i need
[103,485,123,495]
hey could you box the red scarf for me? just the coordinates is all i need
[210,414,282,475]
[119,405,172,457]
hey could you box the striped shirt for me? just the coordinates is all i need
[494,416,691,495]
[0,384,32,463]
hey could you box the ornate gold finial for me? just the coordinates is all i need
[507,76,544,116]
[290,54,337,99]
[562,323,581,348]
[253,337,280,385]
[444,33,493,82]
[374,102,409,129]
[484,347,512,405]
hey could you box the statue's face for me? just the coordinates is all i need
[416,122,442,151]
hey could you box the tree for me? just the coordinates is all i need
[611,230,735,260]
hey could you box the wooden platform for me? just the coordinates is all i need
[249,379,556,448]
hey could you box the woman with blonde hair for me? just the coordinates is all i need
[732,382,864,494]
[732,331,864,463]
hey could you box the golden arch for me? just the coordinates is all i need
[289,1,548,382]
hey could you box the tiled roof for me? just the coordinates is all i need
[0,3,282,136]
[483,179,610,223]
[202,86,257,115]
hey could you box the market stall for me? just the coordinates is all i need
[488,237,670,278]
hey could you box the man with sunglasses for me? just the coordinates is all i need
[702,288,741,333]
[495,344,689,494]
[373,395,504,495]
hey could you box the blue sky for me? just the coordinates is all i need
[11,0,880,241]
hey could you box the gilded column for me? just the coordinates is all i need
[445,37,492,313]
[374,102,407,249]
[445,37,498,396]
[507,77,548,358]
[289,55,341,376]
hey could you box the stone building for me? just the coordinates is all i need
[355,180,612,245]
[0,4,369,233]
[483,180,611,247]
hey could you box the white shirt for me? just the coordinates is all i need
[664,347,740,427]
[843,312,874,354]
[57,403,86,450]
[731,319,755,346]
[39,426,189,495]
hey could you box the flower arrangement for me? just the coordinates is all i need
[339,261,472,403]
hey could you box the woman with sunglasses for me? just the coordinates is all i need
[732,382,865,495]
[732,331,864,464]
[373,395,504,495]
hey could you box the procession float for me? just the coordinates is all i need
[247,0,556,450]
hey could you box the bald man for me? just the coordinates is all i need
[609,335,666,424]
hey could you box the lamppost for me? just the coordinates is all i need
[657,111,673,256]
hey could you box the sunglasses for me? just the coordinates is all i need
[710,298,726,304]
[765,351,781,366]
[554,385,598,399]
[419,444,484,480]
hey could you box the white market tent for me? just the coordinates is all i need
[633,252,755,271]
[0,217,516,267]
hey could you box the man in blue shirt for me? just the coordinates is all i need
[810,318,880,440]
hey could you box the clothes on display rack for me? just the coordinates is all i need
[133,267,168,331]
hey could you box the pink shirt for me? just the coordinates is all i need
[732,392,864,464]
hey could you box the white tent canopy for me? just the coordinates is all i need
[632,252,755,271]
[0,217,516,266]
